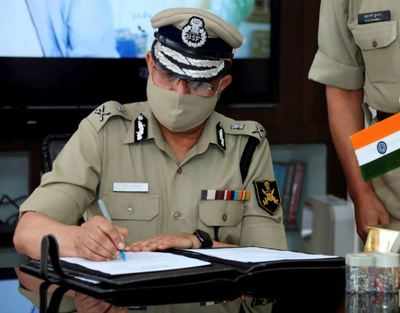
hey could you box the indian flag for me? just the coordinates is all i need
[351,113,400,181]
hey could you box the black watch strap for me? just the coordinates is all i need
[193,229,213,249]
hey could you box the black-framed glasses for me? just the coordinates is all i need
[152,63,220,96]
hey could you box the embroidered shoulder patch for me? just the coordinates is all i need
[253,180,280,215]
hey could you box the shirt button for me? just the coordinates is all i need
[222,213,228,222]
[127,207,134,215]
[372,40,378,48]
[177,167,183,174]
[173,211,182,219]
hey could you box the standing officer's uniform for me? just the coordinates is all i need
[20,7,286,313]
[309,0,400,224]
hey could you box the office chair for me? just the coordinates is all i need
[41,134,89,226]
[41,134,71,173]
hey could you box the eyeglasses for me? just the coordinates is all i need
[151,63,220,96]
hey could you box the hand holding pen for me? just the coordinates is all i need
[97,199,127,261]
[72,201,128,261]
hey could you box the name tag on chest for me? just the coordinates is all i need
[113,182,149,193]
[358,10,391,24]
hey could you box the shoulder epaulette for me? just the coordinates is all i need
[223,119,267,142]
[88,101,131,132]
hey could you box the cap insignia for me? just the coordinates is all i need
[181,17,208,48]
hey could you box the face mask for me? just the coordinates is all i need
[146,77,219,133]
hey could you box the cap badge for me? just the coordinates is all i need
[181,17,208,48]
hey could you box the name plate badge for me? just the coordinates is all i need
[113,182,149,193]
[358,10,391,24]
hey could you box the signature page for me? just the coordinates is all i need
[62,252,210,275]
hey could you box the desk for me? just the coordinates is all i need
[10,274,400,313]
[9,266,346,313]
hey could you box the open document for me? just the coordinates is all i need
[61,252,210,276]
[186,247,337,263]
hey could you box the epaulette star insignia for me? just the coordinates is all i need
[94,105,112,122]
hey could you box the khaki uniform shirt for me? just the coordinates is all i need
[20,101,286,313]
[309,0,400,222]
[309,0,400,113]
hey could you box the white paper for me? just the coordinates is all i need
[61,252,209,276]
[112,182,149,193]
[186,247,337,263]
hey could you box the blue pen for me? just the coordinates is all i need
[97,199,126,261]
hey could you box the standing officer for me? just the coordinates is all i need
[14,7,286,313]
[308,0,400,240]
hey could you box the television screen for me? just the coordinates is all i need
[0,0,271,59]
[0,0,277,117]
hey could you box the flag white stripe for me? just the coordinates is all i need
[355,131,400,166]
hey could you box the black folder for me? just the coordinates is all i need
[20,235,345,307]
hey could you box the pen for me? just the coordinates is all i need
[97,199,126,261]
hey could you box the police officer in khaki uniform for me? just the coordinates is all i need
[14,7,286,313]
[308,0,400,240]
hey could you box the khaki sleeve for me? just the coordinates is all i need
[20,118,102,225]
[308,0,364,89]
[240,137,287,250]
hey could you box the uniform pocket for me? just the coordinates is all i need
[352,20,398,82]
[198,200,244,244]
[102,193,160,242]
[199,200,244,227]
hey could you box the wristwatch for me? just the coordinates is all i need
[193,229,213,249]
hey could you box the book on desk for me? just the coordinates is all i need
[19,235,345,307]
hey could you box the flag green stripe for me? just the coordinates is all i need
[360,149,400,181]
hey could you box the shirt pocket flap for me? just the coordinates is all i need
[353,21,397,50]
[105,194,160,221]
[199,201,243,227]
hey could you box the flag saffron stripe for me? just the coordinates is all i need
[355,131,400,166]
[360,149,400,181]
[351,113,400,149]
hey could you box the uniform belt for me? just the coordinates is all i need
[376,110,394,122]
